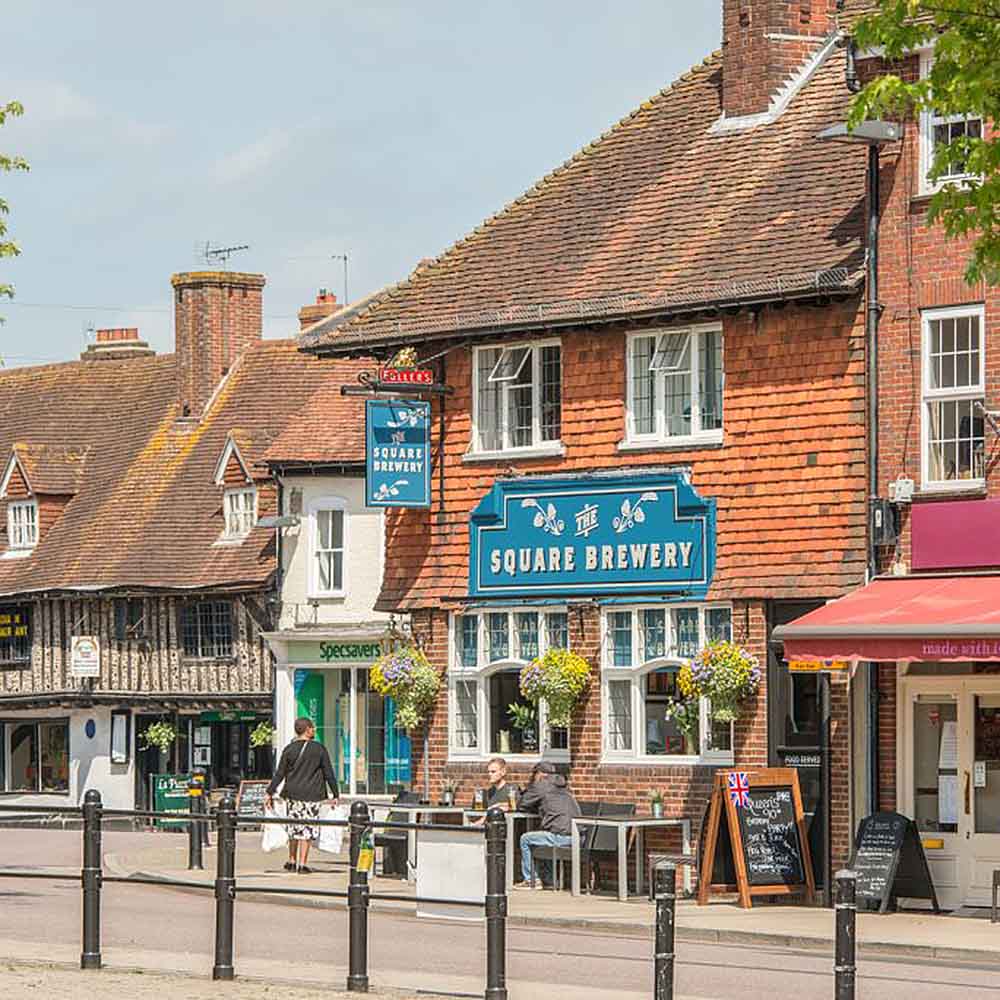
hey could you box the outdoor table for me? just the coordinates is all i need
[376,804,466,883]
[463,809,540,891]
[570,816,693,901]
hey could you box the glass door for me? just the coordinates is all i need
[965,688,1000,905]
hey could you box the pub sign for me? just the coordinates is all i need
[468,471,715,599]
[365,398,431,508]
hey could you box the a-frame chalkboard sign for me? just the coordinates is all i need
[698,767,815,909]
[848,812,939,914]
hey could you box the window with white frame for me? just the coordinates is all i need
[626,325,723,445]
[602,603,733,762]
[920,52,983,193]
[312,503,346,596]
[449,608,570,758]
[223,488,256,539]
[7,500,38,551]
[921,305,985,488]
[472,340,561,454]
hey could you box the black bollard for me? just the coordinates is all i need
[485,806,508,1000]
[80,789,103,970]
[347,800,371,993]
[212,794,237,981]
[654,861,676,1000]
[834,870,857,1000]
[188,776,204,870]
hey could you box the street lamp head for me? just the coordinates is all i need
[817,121,902,145]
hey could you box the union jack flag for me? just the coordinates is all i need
[728,771,750,809]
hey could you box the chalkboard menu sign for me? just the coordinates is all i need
[849,812,938,913]
[736,786,805,887]
[236,779,270,820]
[698,768,814,909]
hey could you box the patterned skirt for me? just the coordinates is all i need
[286,799,322,841]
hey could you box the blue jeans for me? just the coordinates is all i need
[520,830,571,884]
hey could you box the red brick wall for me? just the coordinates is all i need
[222,452,250,487]
[172,271,265,419]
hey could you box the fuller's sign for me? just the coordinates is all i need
[365,398,432,508]
[377,366,434,385]
[468,471,715,598]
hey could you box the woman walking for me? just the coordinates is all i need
[265,716,339,873]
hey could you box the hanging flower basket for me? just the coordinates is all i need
[139,721,176,754]
[249,721,276,748]
[369,646,441,732]
[518,648,592,730]
[687,640,761,723]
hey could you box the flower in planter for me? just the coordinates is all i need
[370,646,441,732]
[139,721,176,754]
[519,648,591,730]
[687,640,761,723]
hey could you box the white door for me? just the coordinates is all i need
[962,683,1000,906]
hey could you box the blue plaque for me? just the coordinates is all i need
[365,399,432,508]
[469,471,715,599]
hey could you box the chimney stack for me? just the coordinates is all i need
[80,327,155,362]
[722,1,837,119]
[298,288,340,331]
[171,271,265,418]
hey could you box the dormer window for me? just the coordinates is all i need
[223,488,256,539]
[7,501,38,551]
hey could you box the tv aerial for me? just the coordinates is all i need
[197,241,250,269]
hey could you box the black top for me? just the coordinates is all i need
[486,782,518,809]
[519,774,580,836]
[267,739,339,802]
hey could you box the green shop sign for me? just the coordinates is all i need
[287,640,383,665]
[198,710,260,723]
[152,773,192,829]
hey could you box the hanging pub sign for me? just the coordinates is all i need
[365,398,432,509]
[468,471,715,598]
[70,635,101,678]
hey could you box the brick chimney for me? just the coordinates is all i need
[80,327,155,362]
[171,271,265,418]
[298,288,340,331]
[722,1,837,119]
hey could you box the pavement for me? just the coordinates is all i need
[103,831,1000,967]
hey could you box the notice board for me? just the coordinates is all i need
[849,812,939,913]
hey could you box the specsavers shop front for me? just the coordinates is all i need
[267,635,412,799]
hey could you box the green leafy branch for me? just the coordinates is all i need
[1,99,28,309]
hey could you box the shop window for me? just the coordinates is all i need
[472,340,562,454]
[7,500,38,551]
[1,719,69,793]
[449,607,570,759]
[180,600,233,660]
[0,604,31,666]
[921,305,985,489]
[114,598,146,642]
[312,503,346,596]
[601,604,734,762]
[919,52,983,194]
[625,326,723,446]
[222,487,257,540]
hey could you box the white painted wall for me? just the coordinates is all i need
[277,475,390,629]
[2,706,134,810]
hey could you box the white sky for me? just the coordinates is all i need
[1,2,720,367]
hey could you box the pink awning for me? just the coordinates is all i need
[773,575,1000,663]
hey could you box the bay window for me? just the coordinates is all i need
[449,608,570,759]
[472,340,562,454]
[921,304,985,489]
[625,325,723,446]
[601,603,733,762]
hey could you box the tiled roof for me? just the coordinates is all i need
[10,443,89,494]
[305,44,867,354]
[0,343,363,597]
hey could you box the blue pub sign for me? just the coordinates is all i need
[365,399,432,508]
[468,471,716,599]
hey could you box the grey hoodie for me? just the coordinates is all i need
[518,773,581,836]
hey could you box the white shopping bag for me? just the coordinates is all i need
[261,799,289,852]
[317,802,348,855]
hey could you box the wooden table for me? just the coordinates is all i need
[570,816,693,901]
[373,804,467,883]
[463,809,540,891]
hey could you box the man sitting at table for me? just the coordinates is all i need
[472,756,517,826]
[516,761,580,888]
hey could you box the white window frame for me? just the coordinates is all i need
[624,324,724,448]
[920,303,986,492]
[599,603,735,765]
[308,496,348,599]
[7,500,38,552]
[469,338,562,458]
[222,487,257,540]
[919,51,984,196]
[447,607,571,763]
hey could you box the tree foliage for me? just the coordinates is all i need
[1,99,28,307]
[849,1,1000,284]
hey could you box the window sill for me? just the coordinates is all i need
[0,789,71,797]
[308,592,346,602]
[617,434,723,453]
[180,656,237,665]
[213,536,250,547]
[600,753,734,767]
[1,549,33,560]
[463,443,565,464]
[916,481,986,500]
[448,749,571,765]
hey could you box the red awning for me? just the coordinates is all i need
[773,575,1000,663]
